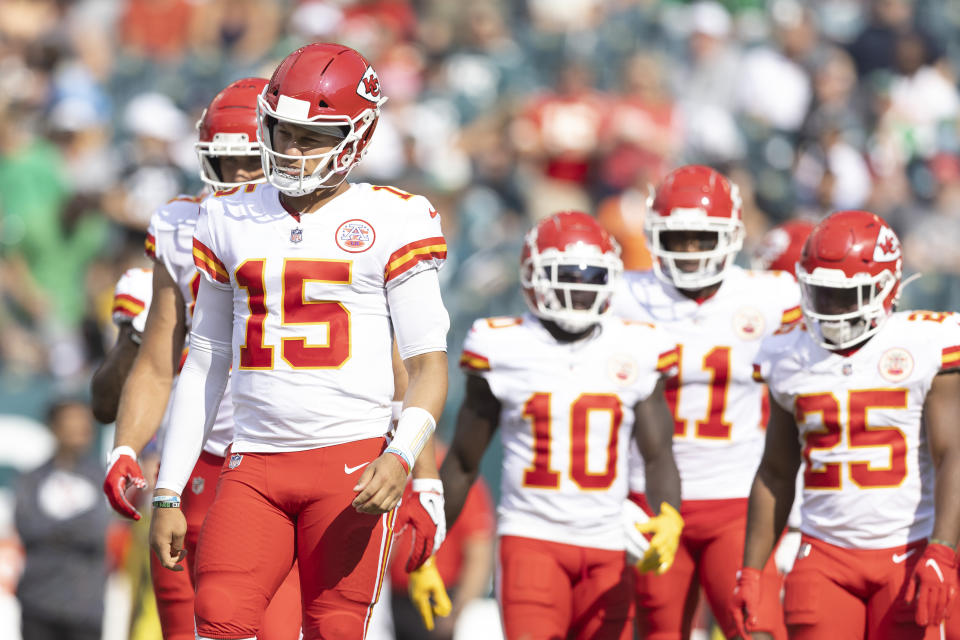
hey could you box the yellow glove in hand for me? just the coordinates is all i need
[635,502,684,575]
[408,556,453,631]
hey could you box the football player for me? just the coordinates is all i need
[613,165,797,639]
[736,210,960,639]
[148,43,450,640]
[94,78,302,640]
[440,211,683,640]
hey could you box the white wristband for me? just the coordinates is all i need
[107,445,138,469]
[390,406,436,473]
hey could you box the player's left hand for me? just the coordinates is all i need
[905,542,958,626]
[395,478,446,571]
[149,498,187,572]
[352,451,407,514]
[635,502,684,574]
[408,556,452,631]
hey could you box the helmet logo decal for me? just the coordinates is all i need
[276,94,311,120]
[335,219,376,253]
[357,66,382,102]
[873,226,901,262]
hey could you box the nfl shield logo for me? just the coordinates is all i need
[290,228,303,243]
[191,476,205,495]
[228,453,243,469]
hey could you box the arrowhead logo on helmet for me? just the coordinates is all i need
[873,226,901,263]
[356,67,383,102]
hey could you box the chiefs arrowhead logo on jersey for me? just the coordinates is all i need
[733,307,766,341]
[336,219,376,253]
[873,226,901,263]
[356,66,383,103]
[608,355,638,386]
[879,347,913,382]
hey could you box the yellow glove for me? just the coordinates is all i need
[408,556,453,631]
[635,502,684,575]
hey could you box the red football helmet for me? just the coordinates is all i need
[645,165,744,290]
[257,42,386,196]
[751,219,816,278]
[797,210,902,350]
[195,77,268,191]
[521,211,623,333]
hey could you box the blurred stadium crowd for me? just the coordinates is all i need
[0,0,959,635]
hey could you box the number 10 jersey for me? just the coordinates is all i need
[460,314,677,550]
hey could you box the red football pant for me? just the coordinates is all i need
[194,439,396,640]
[151,451,302,640]
[630,493,786,640]
[785,534,943,640]
[498,534,634,640]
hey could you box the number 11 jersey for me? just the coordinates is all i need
[613,267,801,500]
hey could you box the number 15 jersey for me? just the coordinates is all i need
[193,182,446,452]
[460,314,677,550]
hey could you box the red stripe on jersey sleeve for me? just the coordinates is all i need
[192,238,230,284]
[384,237,447,283]
[459,350,491,372]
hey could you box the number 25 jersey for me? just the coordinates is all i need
[613,267,801,500]
[192,182,446,452]
[460,314,677,550]
[753,311,960,549]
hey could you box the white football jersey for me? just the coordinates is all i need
[147,193,235,457]
[112,267,152,332]
[613,267,801,500]
[193,182,446,452]
[460,313,678,550]
[754,311,960,549]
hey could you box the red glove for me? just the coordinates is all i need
[905,542,958,627]
[393,479,445,572]
[103,446,147,520]
[731,567,762,638]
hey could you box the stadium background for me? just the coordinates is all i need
[0,0,958,637]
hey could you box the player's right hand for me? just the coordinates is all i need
[408,556,452,631]
[352,451,407,514]
[149,498,187,571]
[103,446,147,520]
[731,567,762,639]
